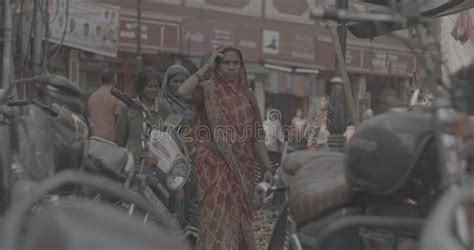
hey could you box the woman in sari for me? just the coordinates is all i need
[177,46,273,250]
[307,96,330,151]
[160,64,199,241]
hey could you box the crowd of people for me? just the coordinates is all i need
[87,46,272,250]
[263,94,372,153]
[87,44,374,249]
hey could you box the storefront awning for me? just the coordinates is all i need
[261,58,324,73]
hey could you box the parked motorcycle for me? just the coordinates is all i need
[0,75,190,217]
[265,111,441,250]
[105,87,191,220]
[0,75,190,249]
[419,185,474,250]
[0,75,89,206]
[261,5,474,250]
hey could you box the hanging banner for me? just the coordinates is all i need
[46,0,120,57]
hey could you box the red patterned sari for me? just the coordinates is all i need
[191,47,263,250]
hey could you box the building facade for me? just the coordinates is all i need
[29,0,420,121]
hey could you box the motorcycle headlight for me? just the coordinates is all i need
[166,158,190,191]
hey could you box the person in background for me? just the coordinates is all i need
[263,107,284,152]
[362,109,374,121]
[159,64,199,241]
[290,108,308,145]
[115,67,170,161]
[160,65,193,126]
[344,123,356,143]
[177,46,273,250]
[292,108,308,134]
[307,96,330,151]
[343,108,373,143]
[87,67,123,142]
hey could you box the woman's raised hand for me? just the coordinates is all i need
[206,51,224,66]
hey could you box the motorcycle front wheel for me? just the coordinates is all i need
[267,206,291,250]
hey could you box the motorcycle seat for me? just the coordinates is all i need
[288,152,352,223]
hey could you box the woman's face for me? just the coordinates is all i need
[320,97,328,109]
[218,50,241,83]
[296,109,303,117]
[168,74,187,96]
[141,79,159,101]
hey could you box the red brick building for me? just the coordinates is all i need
[48,0,419,121]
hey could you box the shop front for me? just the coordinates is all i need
[314,34,419,115]
[260,28,329,124]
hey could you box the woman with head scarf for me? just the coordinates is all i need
[177,47,273,250]
[160,65,193,126]
[160,64,199,241]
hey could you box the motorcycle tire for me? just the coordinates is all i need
[267,206,290,250]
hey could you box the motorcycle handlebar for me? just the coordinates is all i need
[110,88,142,111]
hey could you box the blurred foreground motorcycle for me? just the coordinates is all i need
[259,4,474,250]
[1,170,188,250]
[0,76,189,249]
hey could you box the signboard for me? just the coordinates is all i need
[262,29,315,63]
[313,38,417,75]
[118,16,180,53]
[46,0,119,58]
[183,19,260,62]
[345,48,363,69]
[363,50,415,76]
[292,34,314,60]
[263,30,280,55]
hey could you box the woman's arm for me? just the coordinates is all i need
[114,108,129,147]
[176,52,221,101]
